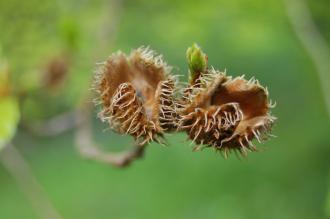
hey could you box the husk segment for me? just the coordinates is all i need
[153,75,178,132]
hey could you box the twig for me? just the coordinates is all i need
[283,0,330,118]
[0,144,63,219]
[74,103,145,167]
[97,0,123,57]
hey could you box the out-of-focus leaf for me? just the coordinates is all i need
[0,96,20,151]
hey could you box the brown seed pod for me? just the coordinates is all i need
[94,47,178,146]
[178,69,276,157]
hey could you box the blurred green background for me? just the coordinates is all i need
[0,0,330,218]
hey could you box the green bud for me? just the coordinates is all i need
[186,43,208,83]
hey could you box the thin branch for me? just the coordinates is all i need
[283,0,330,118]
[74,103,145,167]
[0,144,63,219]
[24,101,145,167]
[97,0,123,57]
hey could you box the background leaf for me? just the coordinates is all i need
[0,96,20,150]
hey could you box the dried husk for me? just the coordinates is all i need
[94,47,178,145]
[178,69,276,157]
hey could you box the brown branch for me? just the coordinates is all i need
[283,0,330,118]
[74,104,145,167]
[0,144,63,219]
[24,101,145,167]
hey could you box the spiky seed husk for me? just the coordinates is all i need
[178,69,276,157]
[94,47,178,145]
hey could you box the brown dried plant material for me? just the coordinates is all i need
[42,55,70,90]
[178,68,276,157]
[94,47,178,146]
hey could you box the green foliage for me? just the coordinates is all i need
[0,96,20,150]
[0,50,19,150]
